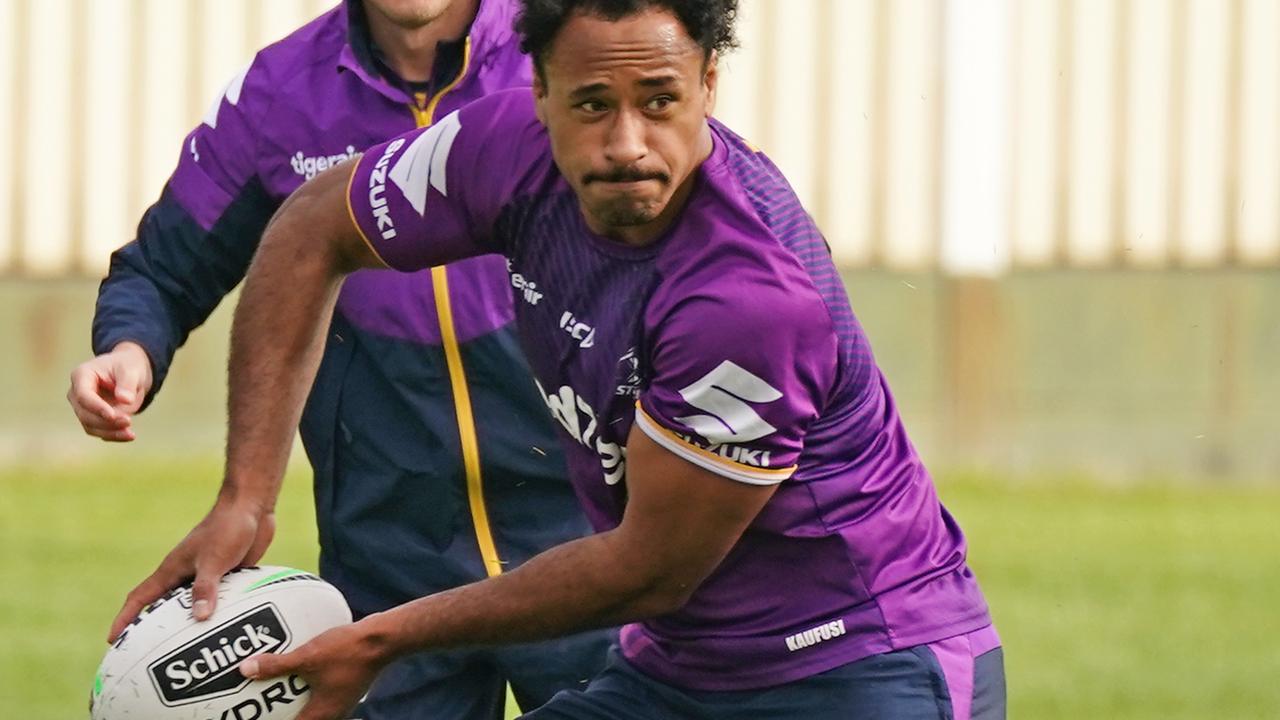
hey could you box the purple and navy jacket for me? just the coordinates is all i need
[346,89,994,691]
[92,1,593,617]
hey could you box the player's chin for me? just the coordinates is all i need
[594,198,664,228]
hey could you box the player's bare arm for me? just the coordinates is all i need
[222,160,383,513]
[242,423,777,720]
[107,162,380,642]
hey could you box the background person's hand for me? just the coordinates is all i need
[107,498,276,642]
[67,341,154,442]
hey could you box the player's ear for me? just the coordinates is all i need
[532,68,549,126]
[702,51,719,118]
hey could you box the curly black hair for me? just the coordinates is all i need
[515,0,739,78]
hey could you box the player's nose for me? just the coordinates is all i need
[603,109,648,166]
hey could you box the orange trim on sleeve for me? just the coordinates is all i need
[343,159,392,270]
[635,404,796,483]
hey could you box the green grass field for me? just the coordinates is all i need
[2,459,1278,719]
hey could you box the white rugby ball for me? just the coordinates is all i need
[91,565,352,720]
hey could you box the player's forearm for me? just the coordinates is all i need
[362,528,687,659]
[221,188,346,512]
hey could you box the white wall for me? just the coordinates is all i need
[1,0,1277,275]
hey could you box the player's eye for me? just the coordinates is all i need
[576,99,609,114]
[645,95,675,112]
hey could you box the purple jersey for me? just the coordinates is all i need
[346,89,991,691]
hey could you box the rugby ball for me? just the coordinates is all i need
[90,566,352,720]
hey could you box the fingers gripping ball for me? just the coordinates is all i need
[91,566,352,720]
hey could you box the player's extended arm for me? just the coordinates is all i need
[107,162,380,642]
[222,160,384,516]
[242,423,778,720]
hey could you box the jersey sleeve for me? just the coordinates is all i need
[93,58,276,407]
[345,90,543,271]
[636,276,838,486]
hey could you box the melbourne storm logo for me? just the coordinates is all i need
[615,347,642,397]
[148,605,291,706]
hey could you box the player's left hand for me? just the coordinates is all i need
[239,620,388,720]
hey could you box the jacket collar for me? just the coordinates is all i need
[336,0,514,104]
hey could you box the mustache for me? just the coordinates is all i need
[583,167,670,185]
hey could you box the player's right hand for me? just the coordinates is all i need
[67,341,154,442]
[107,498,276,642]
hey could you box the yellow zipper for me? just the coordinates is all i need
[410,38,503,579]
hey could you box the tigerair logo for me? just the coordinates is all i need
[291,146,358,181]
[148,605,290,706]
[535,380,626,485]
[784,619,847,652]
[508,263,544,306]
[368,137,407,241]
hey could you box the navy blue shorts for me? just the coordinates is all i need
[355,629,616,720]
[521,626,1005,720]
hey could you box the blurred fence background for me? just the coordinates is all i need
[1,0,1277,481]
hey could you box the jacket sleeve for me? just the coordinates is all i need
[92,59,279,408]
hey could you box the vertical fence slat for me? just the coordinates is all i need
[68,0,90,273]
[1176,0,1231,266]
[124,0,148,238]
[9,0,30,273]
[22,0,74,275]
[868,0,891,268]
[0,0,23,273]
[883,0,942,269]
[812,0,835,236]
[823,0,876,266]
[928,0,946,272]
[1236,0,1280,263]
[1052,0,1074,266]
[1166,0,1189,267]
[83,0,135,274]
[1125,0,1175,267]
[1068,0,1118,266]
[753,0,778,162]
[187,0,207,129]
[1110,0,1132,266]
[1009,0,1060,268]
[1223,0,1246,266]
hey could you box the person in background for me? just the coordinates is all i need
[69,2,613,718]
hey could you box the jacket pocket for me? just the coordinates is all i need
[299,316,358,565]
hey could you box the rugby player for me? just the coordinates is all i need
[74,1,612,717]
[153,0,1004,717]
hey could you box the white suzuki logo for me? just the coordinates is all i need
[676,361,782,443]
[368,138,407,241]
